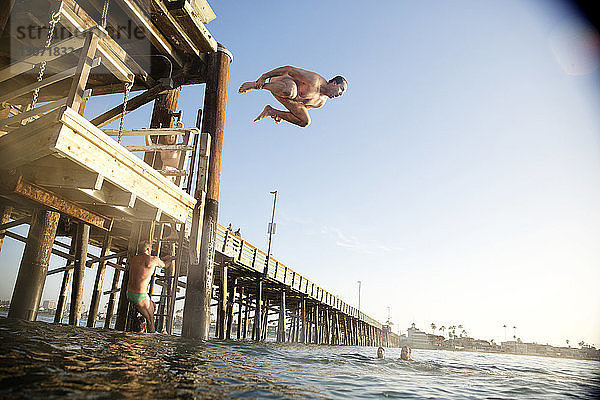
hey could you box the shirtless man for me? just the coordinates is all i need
[145,131,181,181]
[127,241,174,333]
[239,66,347,127]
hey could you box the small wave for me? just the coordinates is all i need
[1,319,598,399]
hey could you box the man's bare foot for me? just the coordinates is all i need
[239,81,258,94]
[254,105,274,122]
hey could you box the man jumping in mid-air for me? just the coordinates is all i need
[239,66,347,127]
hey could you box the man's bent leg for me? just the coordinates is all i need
[134,296,156,333]
[254,95,310,127]
[263,77,297,99]
[240,76,297,99]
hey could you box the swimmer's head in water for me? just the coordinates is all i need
[400,346,411,360]
[377,346,385,359]
[138,241,152,255]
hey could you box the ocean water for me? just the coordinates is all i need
[0,318,598,399]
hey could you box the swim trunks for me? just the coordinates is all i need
[126,290,148,304]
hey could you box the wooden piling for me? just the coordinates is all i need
[8,209,60,320]
[145,88,182,168]
[324,308,330,344]
[261,298,269,341]
[242,292,249,340]
[87,232,112,327]
[182,45,231,339]
[69,222,89,326]
[226,277,236,339]
[277,290,286,342]
[253,279,262,341]
[0,205,12,253]
[54,236,77,324]
[217,263,227,339]
[314,304,320,344]
[300,297,307,344]
[236,286,243,339]
[104,256,123,328]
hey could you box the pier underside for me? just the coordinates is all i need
[0,0,400,346]
[0,105,196,247]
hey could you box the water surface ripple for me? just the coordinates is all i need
[0,318,598,399]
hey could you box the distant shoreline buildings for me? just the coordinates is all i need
[395,322,600,362]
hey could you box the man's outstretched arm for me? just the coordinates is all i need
[154,255,176,269]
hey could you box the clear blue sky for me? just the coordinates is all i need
[2,0,599,347]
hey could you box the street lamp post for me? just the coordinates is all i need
[264,190,278,274]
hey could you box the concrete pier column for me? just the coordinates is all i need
[8,209,59,320]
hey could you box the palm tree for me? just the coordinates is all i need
[566,339,570,348]
[439,326,446,339]
[513,325,517,340]
[503,324,507,341]
[431,323,436,334]
[578,341,585,348]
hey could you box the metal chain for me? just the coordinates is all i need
[117,80,133,143]
[27,8,62,113]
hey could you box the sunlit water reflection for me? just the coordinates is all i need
[0,318,598,399]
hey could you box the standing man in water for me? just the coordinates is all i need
[239,66,347,127]
[127,241,174,333]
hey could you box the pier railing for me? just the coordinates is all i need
[215,224,383,330]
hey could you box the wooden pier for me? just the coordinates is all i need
[0,0,401,347]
